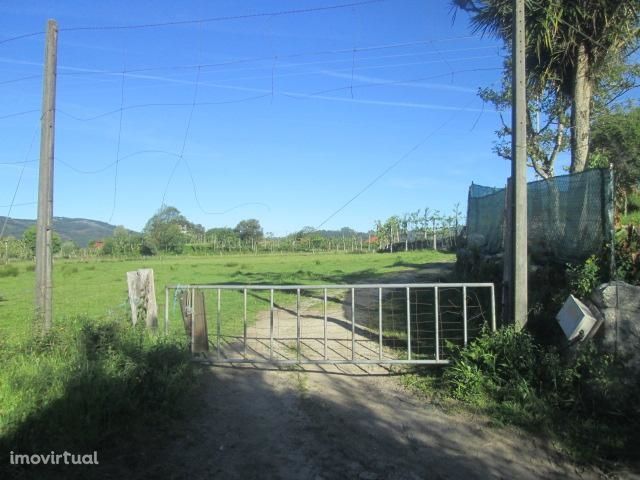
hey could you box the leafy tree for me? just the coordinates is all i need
[143,206,189,254]
[234,219,263,242]
[22,226,61,256]
[294,226,316,241]
[1,236,29,261]
[101,226,142,256]
[374,219,390,249]
[339,227,357,237]
[206,227,239,243]
[453,0,639,174]
[409,209,422,240]
[420,208,431,239]
[139,236,157,256]
[476,62,570,178]
[400,214,410,251]
[60,241,76,259]
[589,104,640,213]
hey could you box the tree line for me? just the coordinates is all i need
[374,205,464,253]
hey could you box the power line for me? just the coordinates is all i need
[161,65,202,207]
[108,52,127,224]
[57,150,181,174]
[0,74,41,86]
[0,127,38,238]
[54,35,485,78]
[56,66,498,123]
[0,109,40,120]
[284,66,502,99]
[57,93,271,122]
[209,45,501,82]
[253,53,502,83]
[0,201,36,208]
[316,96,479,229]
[0,159,37,165]
[0,31,44,46]
[60,0,385,32]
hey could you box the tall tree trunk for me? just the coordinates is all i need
[570,43,592,173]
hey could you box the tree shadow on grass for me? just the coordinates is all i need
[0,320,195,480]
[33,364,589,480]
[0,324,613,480]
[205,260,454,288]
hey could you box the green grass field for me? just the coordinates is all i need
[0,250,454,341]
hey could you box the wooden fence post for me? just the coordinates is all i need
[126,268,158,331]
[178,288,209,354]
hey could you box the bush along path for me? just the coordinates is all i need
[406,326,640,472]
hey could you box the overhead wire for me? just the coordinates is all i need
[60,0,386,32]
[283,66,502,99]
[52,35,487,79]
[0,31,44,46]
[0,126,39,238]
[316,95,480,229]
[0,0,385,46]
[1,3,505,229]
[0,74,41,85]
[57,94,271,122]
[0,159,37,165]
[0,109,40,120]
[161,19,205,209]
[108,44,127,223]
[0,201,36,208]
[57,150,181,175]
[159,21,273,217]
[54,65,500,123]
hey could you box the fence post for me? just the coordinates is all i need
[502,178,513,327]
[126,268,158,331]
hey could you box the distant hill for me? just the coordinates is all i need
[0,216,132,247]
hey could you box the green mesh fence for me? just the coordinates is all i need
[467,169,614,262]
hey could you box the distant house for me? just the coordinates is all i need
[91,240,105,250]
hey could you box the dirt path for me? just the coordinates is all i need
[139,363,601,480]
[134,263,606,479]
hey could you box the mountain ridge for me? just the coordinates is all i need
[0,216,131,247]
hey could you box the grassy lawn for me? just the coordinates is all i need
[0,249,454,475]
[0,250,454,341]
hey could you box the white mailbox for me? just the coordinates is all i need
[556,294,598,341]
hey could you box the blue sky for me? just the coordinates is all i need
[1,0,523,236]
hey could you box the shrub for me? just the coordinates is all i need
[0,317,195,457]
[440,326,640,462]
[612,225,640,285]
[0,265,19,278]
[443,326,539,404]
[566,255,600,297]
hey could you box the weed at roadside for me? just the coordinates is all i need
[0,317,196,461]
[406,326,640,466]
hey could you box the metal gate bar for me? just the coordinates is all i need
[166,282,496,365]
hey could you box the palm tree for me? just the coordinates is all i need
[452,0,639,173]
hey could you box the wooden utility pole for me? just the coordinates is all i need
[35,19,58,331]
[511,1,528,329]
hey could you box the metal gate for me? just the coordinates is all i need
[164,283,496,365]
